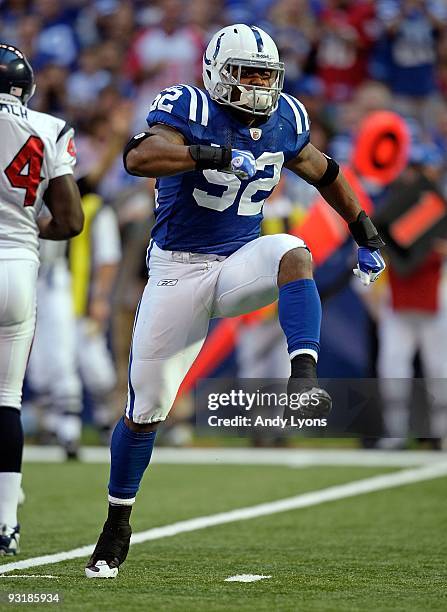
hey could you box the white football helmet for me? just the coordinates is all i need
[203,24,285,116]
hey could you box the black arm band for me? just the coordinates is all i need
[123,131,154,174]
[189,144,232,170]
[309,156,340,188]
[349,211,386,249]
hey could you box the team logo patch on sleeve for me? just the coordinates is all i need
[67,137,76,157]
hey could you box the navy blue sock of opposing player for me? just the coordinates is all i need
[0,407,23,530]
[106,416,156,527]
[278,278,321,388]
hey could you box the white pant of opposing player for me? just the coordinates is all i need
[126,234,306,424]
[0,259,38,409]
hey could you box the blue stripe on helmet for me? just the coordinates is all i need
[213,33,225,60]
[204,32,225,65]
[250,26,264,52]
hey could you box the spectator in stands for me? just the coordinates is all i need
[75,100,135,202]
[267,0,318,92]
[125,0,205,130]
[372,0,447,115]
[436,30,447,99]
[376,143,447,447]
[67,45,111,108]
[31,62,69,117]
[33,0,79,69]
[0,0,30,46]
[315,0,378,102]
[328,80,393,163]
[95,0,135,48]
[13,14,41,62]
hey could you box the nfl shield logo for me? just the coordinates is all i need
[249,128,262,141]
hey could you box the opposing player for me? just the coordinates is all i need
[0,44,84,555]
[85,25,385,577]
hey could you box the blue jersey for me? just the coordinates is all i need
[147,85,310,256]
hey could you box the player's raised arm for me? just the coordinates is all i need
[286,142,386,286]
[124,83,257,180]
[124,124,193,177]
[124,124,239,178]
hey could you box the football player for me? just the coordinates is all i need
[0,44,84,555]
[85,24,385,577]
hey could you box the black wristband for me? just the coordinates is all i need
[189,144,232,170]
[123,131,154,174]
[349,211,385,249]
[308,156,340,188]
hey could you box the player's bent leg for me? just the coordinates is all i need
[86,249,213,577]
[277,247,332,420]
[214,235,330,420]
[214,234,304,316]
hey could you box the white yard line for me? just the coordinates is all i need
[1,461,447,576]
[225,575,271,582]
[23,445,447,467]
[0,575,57,579]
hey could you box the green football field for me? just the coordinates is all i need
[1,453,446,611]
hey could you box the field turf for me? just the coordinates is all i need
[0,460,446,611]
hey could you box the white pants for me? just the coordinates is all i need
[27,262,116,410]
[27,261,81,411]
[378,308,447,437]
[0,259,38,409]
[126,234,306,424]
[76,318,116,395]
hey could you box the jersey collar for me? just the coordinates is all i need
[0,93,23,105]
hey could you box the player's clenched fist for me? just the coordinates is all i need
[188,144,256,180]
[228,149,257,180]
[348,211,386,286]
[353,247,386,286]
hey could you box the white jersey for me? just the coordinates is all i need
[0,94,76,263]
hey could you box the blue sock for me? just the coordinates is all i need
[278,279,321,360]
[108,416,156,503]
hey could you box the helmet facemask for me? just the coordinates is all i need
[215,58,285,116]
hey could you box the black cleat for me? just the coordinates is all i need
[0,524,20,556]
[284,383,332,424]
[85,522,132,578]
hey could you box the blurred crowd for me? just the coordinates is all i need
[2,0,447,447]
